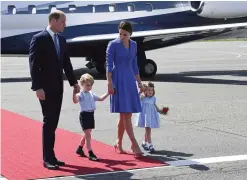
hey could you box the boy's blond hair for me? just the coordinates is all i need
[79,73,94,85]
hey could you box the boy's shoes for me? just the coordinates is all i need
[76,146,99,161]
[76,146,87,157]
[88,150,99,161]
[141,142,149,151]
[148,145,155,154]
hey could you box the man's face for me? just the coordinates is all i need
[53,15,66,32]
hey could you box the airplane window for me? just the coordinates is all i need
[146,3,153,12]
[49,5,56,12]
[28,5,36,14]
[127,3,135,12]
[69,5,76,12]
[109,4,116,12]
[8,5,16,14]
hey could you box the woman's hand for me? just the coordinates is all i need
[108,83,115,94]
[138,82,145,93]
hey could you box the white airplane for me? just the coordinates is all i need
[1,1,247,77]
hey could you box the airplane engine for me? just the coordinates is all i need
[189,1,247,19]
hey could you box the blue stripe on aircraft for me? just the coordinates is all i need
[1,10,247,54]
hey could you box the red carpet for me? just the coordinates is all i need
[1,109,165,180]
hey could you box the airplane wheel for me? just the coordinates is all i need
[96,61,106,74]
[142,59,157,77]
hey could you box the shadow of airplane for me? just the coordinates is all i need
[1,68,246,86]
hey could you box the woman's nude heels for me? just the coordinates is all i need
[114,142,126,154]
[131,145,144,157]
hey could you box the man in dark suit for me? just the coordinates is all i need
[29,10,80,170]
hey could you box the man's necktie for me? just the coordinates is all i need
[54,33,60,59]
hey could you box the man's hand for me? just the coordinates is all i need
[36,89,45,100]
[73,84,80,94]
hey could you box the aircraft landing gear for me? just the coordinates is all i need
[137,40,157,77]
[86,41,158,77]
[140,59,157,77]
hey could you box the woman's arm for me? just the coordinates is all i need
[106,41,114,93]
[132,42,144,91]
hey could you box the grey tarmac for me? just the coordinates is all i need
[1,41,247,180]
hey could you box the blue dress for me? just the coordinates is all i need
[135,96,160,128]
[106,38,141,113]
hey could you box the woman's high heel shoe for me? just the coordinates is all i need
[114,142,126,154]
[130,145,144,157]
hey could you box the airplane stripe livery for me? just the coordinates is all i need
[1,1,247,77]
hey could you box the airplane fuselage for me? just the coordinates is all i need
[2,1,247,55]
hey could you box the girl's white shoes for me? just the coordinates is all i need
[141,142,155,153]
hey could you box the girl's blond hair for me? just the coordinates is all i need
[144,81,155,96]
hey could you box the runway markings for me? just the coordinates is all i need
[166,154,247,166]
[35,154,247,180]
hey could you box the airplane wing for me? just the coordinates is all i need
[67,22,247,44]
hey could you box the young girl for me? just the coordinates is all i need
[135,81,166,153]
[73,73,109,161]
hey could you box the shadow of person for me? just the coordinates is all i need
[57,163,107,175]
[76,170,141,180]
[153,150,193,157]
[145,151,210,172]
[98,158,137,171]
[60,164,139,180]
[58,161,143,180]
[189,164,210,171]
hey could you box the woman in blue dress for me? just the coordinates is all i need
[106,21,144,156]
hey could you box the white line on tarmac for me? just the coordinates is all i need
[210,51,247,58]
[35,154,247,180]
[166,154,247,166]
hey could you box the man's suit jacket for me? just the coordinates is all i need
[29,29,77,95]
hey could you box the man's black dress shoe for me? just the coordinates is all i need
[55,160,65,166]
[43,162,59,170]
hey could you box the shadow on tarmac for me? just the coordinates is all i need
[1,68,246,86]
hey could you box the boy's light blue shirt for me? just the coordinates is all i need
[79,90,100,112]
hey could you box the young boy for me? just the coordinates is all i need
[73,73,109,161]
